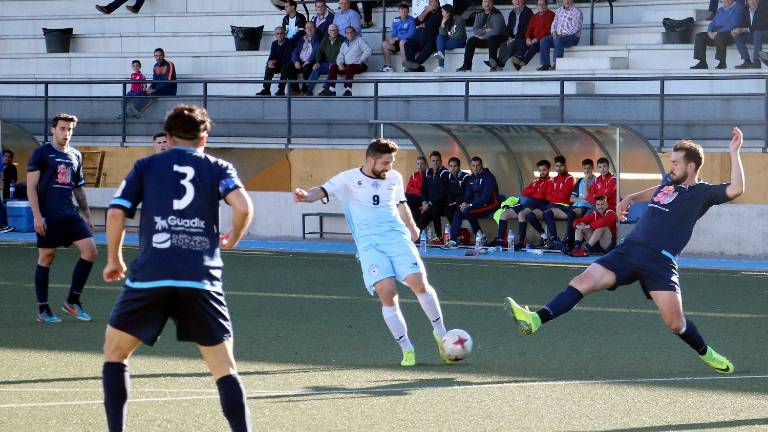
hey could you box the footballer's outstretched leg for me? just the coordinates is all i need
[375,278,416,366]
[404,273,452,365]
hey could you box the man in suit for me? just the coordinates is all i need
[733,0,768,68]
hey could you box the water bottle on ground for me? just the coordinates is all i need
[419,230,427,254]
[9,181,15,200]
[474,231,484,250]
[507,231,515,252]
[443,225,451,245]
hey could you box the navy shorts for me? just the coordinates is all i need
[544,203,572,214]
[108,287,233,347]
[595,240,679,299]
[36,214,92,249]
[522,198,549,212]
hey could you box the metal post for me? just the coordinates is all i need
[203,81,208,109]
[615,126,621,235]
[373,80,380,138]
[464,80,470,122]
[659,79,665,152]
[764,78,768,151]
[559,80,565,123]
[43,83,49,145]
[381,0,387,42]
[121,82,127,147]
[590,0,595,46]
[286,89,292,148]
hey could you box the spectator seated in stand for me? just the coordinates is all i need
[286,21,321,96]
[121,59,148,119]
[417,151,450,242]
[312,0,336,39]
[405,156,427,219]
[257,27,293,96]
[526,156,574,250]
[456,0,506,72]
[588,157,617,210]
[319,26,372,97]
[333,0,362,35]
[444,156,500,248]
[378,3,417,72]
[432,4,467,72]
[537,0,582,71]
[570,194,617,257]
[511,0,555,70]
[691,0,745,69]
[402,0,443,72]
[307,24,345,95]
[283,0,308,48]
[492,0,532,71]
[733,0,768,69]
[504,159,552,251]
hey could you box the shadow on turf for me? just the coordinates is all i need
[0,366,355,386]
[593,417,768,431]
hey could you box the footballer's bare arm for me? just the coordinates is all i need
[294,187,327,203]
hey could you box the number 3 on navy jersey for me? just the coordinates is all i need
[173,165,195,210]
[372,194,380,206]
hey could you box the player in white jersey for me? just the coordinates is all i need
[294,139,454,366]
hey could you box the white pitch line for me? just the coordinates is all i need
[1,374,766,409]
[0,281,765,319]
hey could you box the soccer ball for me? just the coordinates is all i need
[441,329,473,361]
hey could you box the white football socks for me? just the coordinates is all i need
[416,288,447,339]
[382,305,413,352]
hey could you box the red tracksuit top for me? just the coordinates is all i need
[573,209,618,238]
[522,177,552,200]
[545,173,575,205]
[588,173,617,208]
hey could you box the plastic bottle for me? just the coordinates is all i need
[507,231,515,252]
[474,231,484,250]
[443,225,451,245]
[9,181,15,200]
[419,230,427,254]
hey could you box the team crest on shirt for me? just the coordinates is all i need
[368,264,380,276]
[653,186,678,205]
[371,181,380,190]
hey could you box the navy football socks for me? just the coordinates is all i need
[34,265,50,308]
[103,362,130,432]
[216,374,252,432]
[526,212,545,235]
[678,319,708,355]
[67,258,94,305]
[542,210,558,239]
[537,285,584,324]
[517,221,527,244]
[496,220,508,241]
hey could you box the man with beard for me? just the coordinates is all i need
[505,128,745,374]
[294,139,455,367]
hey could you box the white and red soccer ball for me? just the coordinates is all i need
[441,329,473,361]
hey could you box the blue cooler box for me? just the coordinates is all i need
[6,200,34,232]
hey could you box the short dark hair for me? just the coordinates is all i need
[554,155,566,165]
[51,113,78,128]
[596,157,610,166]
[536,159,551,168]
[595,195,607,202]
[448,157,460,166]
[164,104,212,141]
[673,139,705,170]
[399,2,409,9]
[366,138,399,159]
[154,48,165,55]
[315,0,326,3]
[152,131,166,140]
[582,158,594,167]
[416,156,426,162]
[286,0,297,6]
[131,59,141,67]
[470,156,483,164]
[429,151,442,160]
[2,149,13,159]
[441,3,454,13]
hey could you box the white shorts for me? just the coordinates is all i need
[357,240,426,295]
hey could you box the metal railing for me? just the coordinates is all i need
[2,73,766,153]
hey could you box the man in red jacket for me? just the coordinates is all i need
[406,156,426,220]
[570,195,617,257]
[528,156,574,249]
[511,0,555,70]
[588,157,617,209]
[496,159,552,250]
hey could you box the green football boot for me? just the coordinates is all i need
[401,348,416,367]
[699,346,734,374]
[504,297,542,335]
[433,330,454,365]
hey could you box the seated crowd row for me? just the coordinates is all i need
[404,151,617,257]
[258,0,584,96]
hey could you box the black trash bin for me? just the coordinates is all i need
[231,25,264,51]
[661,17,694,44]
[43,28,74,53]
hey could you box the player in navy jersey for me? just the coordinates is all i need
[27,113,97,323]
[505,128,745,374]
[101,105,254,432]
[294,139,454,367]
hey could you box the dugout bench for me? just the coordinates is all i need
[302,212,350,239]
